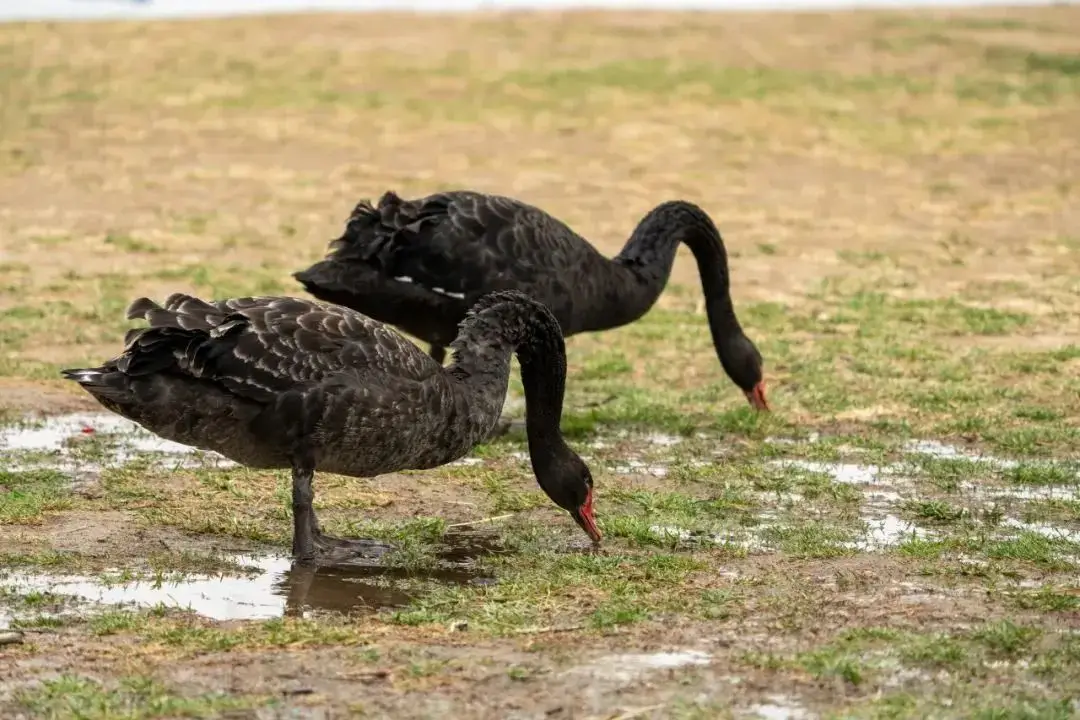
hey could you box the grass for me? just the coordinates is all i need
[0,469,73,523]
[14,676,271,719]
[1,3,1080,718]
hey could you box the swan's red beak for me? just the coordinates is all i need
[571,487,601,544]
[745,381,769,412]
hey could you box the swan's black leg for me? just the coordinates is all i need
[290,464,391,564]
[429,344,446,365]
[291,464,317,563]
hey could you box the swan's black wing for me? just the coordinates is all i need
[318,190,607,318]
[114,294,440,403]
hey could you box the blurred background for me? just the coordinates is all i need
[2,0,1076,424]
[1,0,1062,22]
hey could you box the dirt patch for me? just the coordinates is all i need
[0,552,1054,718]
[958,332,1080,352]
[0,380,97,417]
[0,510,265,561]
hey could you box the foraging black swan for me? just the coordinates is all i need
[294,191,769,412]
[61,290,600,563]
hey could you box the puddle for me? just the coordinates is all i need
[865,489,903,505]
[607,435,1078,557]
[989,485,1080,502]
[903,439,1019,467]
[0,531,498,624]
[768,459,889,486]
[770,442,1078,504]
[0,412,237,474]
[612,459,669,477]
[650,515,927,555]
[1000,518,1080,544]
[647,524,771,552]
[566,649,711,684]
[748,696,814,720]
[852,515,931,551]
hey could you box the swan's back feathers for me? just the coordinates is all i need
[318,191,604,304]
[107,294,441,404]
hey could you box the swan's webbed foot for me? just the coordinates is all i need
[292,463,396,567]
[304,506,394,567]
[311,530,394,566]
[293,527,395,567]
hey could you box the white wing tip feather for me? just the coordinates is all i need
[431,287,466,300]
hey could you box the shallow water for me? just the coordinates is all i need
[4,415,1078,614]
[612,459,670,477]
[627,436,1078,555]
[565,649,712,684]
[768,459,890,486]
[750,697,815,720]
[0,412,237,474]
[1000,517,1080,544]
[0,531,498,625]
[853,515,930,551]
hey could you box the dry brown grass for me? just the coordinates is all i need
[4,6,1079,443]
[2,10,1078,319]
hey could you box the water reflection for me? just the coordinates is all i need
[0,530,499,623]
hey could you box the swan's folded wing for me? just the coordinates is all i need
[127,295,441,404]
[371,192,585,311]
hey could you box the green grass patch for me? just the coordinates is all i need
[0,468,73,524]
[15,675,271,719]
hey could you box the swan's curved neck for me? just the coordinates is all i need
[614,203,688,280]
[613,200,746,349]
[446,295,571,457]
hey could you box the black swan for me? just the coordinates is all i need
[294,191,769,413]
[61,290,600,563]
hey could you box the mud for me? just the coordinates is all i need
[2,416,1078,717]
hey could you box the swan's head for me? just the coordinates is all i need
[538,454,601,545]
[720,333,769,412]
[568,470,601,544]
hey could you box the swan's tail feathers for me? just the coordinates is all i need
[293,261,329,289]
[294,192,410,298]
[375,190,405,211]
[125,297,162,320]
[294,197,397,297]
[61,368,106,384]
[293,259,390,314]
[293,259,352,295]
[61,367,130,403]
[125,294,222,332]
[340,198,383,243]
